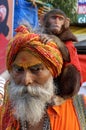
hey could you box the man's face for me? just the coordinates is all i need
[48,14,65,34]
[9,51,55,125]
[11,50,52,86]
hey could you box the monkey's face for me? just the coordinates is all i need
[47,14,65,35]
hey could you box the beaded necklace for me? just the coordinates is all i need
[43,114,51,130]
[20,113,51,130]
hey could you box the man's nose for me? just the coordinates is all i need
[22,71,34,86]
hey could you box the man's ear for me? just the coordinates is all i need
[64,18,70,29]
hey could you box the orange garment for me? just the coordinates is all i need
[0,98,80,130]
[47,98,80,130]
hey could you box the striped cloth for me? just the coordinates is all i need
[0,76,5,96]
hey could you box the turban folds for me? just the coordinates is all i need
[6,25,63,77]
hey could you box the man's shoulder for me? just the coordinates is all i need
[73,94,86,108]
[72,94,86,128]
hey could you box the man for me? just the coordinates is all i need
[0,25,86,130]
[0,9,81,100]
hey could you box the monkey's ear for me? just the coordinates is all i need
[64,18,70,29]
[39,14,45,26]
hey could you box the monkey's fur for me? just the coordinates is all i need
[41,9,81,98]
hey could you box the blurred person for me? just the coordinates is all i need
[0,0,9,36]
[78,82,86,95]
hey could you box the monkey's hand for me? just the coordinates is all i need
[40,33,54,44]
[40,34,70,62]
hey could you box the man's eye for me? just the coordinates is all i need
[13,65,24,73]
[30,66,42,73]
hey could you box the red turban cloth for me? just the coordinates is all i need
[6,25,63,78]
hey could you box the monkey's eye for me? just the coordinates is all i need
[51,16,57,19]
[58,17,64,21]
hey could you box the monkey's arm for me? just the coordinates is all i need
[54,64,81,99]
[59,64,81,98]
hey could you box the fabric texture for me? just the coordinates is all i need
[73,95,86,130]
[0,34,8,74]
[0,76,5,96]
[6,25,63,78]
[65,41,81,72]
[65,41,82,84]
[0,82,18,130]
[78,54,86,82]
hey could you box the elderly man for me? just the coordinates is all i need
[0,25,86,130]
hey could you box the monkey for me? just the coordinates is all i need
[39,9,81,99]
[41,9,78,42]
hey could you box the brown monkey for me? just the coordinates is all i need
[41,9,77,42]
[40,9,81,98]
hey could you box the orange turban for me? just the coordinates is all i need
[6,25,63,78]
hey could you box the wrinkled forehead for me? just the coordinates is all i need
[13,50,42,68]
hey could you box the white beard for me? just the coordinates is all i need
[8,76,55,126]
